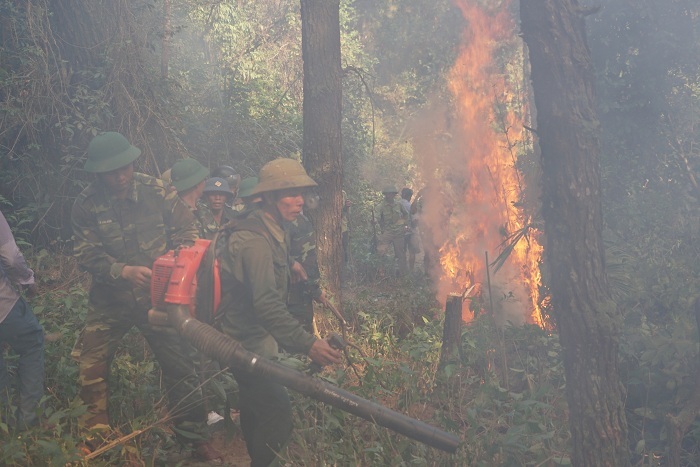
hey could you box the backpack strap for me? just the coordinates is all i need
[196,216,273,324]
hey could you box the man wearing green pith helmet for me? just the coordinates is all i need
[70,132,221,461]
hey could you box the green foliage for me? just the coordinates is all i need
[283,287,570,466]
[620,308,700,464]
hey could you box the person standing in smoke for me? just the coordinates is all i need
[400,188,421,272]
[211,165,241,215]
[202,177,236,229]
[376,185,409,277]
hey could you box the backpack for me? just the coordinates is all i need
[150,215,269,326]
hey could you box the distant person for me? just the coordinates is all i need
[400,188,420,271]
[211,165,241,213]
[376,185,409,277]
[202,177,235,228]
[169,157,211,235]
[168,157,209,224]
[234,176,261,216]
[0,209,44,430]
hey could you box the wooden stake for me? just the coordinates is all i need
[439,293,464,370]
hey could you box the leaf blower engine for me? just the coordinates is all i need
[147,239,460,454]
[149,238,219,326]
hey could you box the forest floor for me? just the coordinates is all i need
[167,424,251,466]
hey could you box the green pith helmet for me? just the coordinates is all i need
[84,132,141,173]
[238,176,259,199]
[249,158,317,196]
[170,158,209,193]
[382,185,398,194]
[203,177,233,198]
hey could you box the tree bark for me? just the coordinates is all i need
[439,294,464,370]
[520,1,630,465]
[300,0,343,304]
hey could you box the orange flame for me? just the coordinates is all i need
[413,1,544,325]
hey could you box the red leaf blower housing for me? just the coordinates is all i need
[150,238,220,320]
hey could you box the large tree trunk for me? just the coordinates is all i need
[520,1,630,465]
[300,0,343,303]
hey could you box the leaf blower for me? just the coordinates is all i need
[147,239,460,453]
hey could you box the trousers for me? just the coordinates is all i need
[78,286,206,436]
[0,297,44,429]
[233,368,293,467]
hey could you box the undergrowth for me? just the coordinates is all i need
[5,250,700,465]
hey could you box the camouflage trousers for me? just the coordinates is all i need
[377,231,408,277]
[78,285,207,437]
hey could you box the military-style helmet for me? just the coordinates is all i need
[250,158,317,196]
[203,177,233,197]
[170,158,209,193]
[84,132,141,173]
[237,176,259,199]
[382,185,398,194]
[211,165,241,191]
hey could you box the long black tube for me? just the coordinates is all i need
[166,305,460,453]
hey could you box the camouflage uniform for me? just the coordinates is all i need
[192,200,233,240]
[286,213,321,333]
[218,208,317,466]
[71,173,207,433]
[377,196,409,276]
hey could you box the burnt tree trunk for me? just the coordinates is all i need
[520,1,630,465]
[300,0,343,303]
[439,294,464,370]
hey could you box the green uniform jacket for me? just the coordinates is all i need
[379,198,408,237]
[218,209,316,358]
[192,200,235,240]
[72,173,198,307]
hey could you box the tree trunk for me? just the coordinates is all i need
[439,294,464,370]
[300,0,343,304]
[520,1,630,465]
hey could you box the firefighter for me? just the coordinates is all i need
[233,176,261,214]
[202,177,236,227]
[376,185,409,277]
[216,158,342,467]
[169,157,218,239]
[211,165,241,213]
[71,132,221,461]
